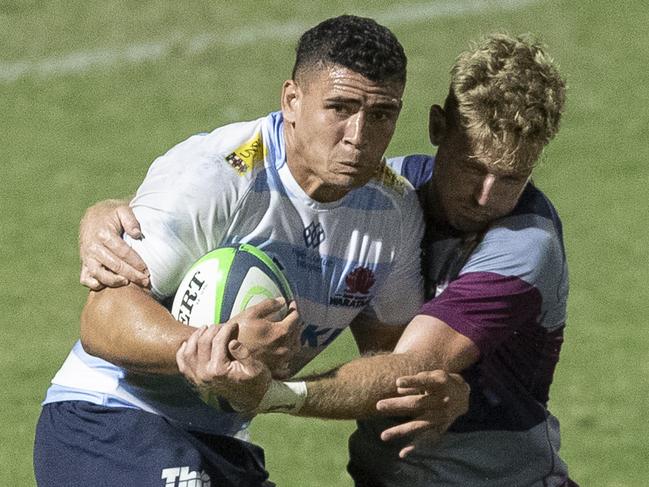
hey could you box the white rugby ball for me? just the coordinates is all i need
[171,244,293,327]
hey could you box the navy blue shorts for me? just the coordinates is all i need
[34,401,273,487]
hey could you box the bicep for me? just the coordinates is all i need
[126,206,197,298]
[127,141,241,298]
[127,182,225,299]
[393,314,480,372]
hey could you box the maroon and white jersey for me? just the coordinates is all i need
[349,155,572,487]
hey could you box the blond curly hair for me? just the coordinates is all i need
[449,33,566,170]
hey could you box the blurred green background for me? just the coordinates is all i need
[2,1,647,485]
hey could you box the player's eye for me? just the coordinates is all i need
[327,103,352,116]
[369,111,391,122]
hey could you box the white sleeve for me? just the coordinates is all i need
[366,189,425,325]
[125,134,250,300]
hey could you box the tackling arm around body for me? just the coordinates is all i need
[295,314,475,421]
[82,201,475,448]
[177,313,475,448]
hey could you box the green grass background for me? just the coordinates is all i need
[2,1,647,485]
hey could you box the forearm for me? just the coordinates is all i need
[260,316,478,423]
[297,351,435,419]
[80,284,193,374]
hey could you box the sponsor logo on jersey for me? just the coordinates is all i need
[303,221,325,248]
[225,134,265,175]
[329,266,375,307]
[161,466,211,487]
[373,162,407,195]
[292,247,333,272]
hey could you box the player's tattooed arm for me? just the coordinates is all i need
[79,198,149,290]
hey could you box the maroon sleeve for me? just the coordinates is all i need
[420,272,542,356]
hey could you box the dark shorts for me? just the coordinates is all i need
[34,401,273,487]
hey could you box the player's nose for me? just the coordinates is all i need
[343,112,368,149]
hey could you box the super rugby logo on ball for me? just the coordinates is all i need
[171,244,293,327]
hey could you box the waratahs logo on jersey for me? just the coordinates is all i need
[345,267,375,294]
[225,134,265,175]
[329,266,376,308]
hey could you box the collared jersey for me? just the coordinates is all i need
[43,112,424,437]
[349,154,571,487]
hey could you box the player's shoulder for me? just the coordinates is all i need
[347,162,422,233]
[489,184,564,249]
[372,162,414,194]
[466,184,567,284]
[510,184,562,225]
[364,159,419,206]
[164,116,267,174]
[140,115,273,194]
[386,154,434,190]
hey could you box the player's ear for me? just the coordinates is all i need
[281,79,300,124]
[429,104,446,146]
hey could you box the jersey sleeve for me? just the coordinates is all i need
[366,188,425,325]
[421,212,568,356]
[125,133,252,300]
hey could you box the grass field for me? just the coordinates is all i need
[2,1,648,485]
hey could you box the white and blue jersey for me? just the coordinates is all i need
[43,112,424,437]
[350,154,573,486]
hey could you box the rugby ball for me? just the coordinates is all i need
[171,244,293,327]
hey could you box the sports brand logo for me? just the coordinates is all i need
[225,152,247,174]
[303,221,325,248]
[225,134,265,175]
[161,466,211,487]
[329,266,376,308]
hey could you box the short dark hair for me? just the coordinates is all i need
[292,15,407,85]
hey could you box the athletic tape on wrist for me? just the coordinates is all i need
[254,380,308,414]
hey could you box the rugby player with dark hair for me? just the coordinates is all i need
[36,15,469,487]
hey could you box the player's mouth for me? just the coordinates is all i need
[336,160,369,173]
